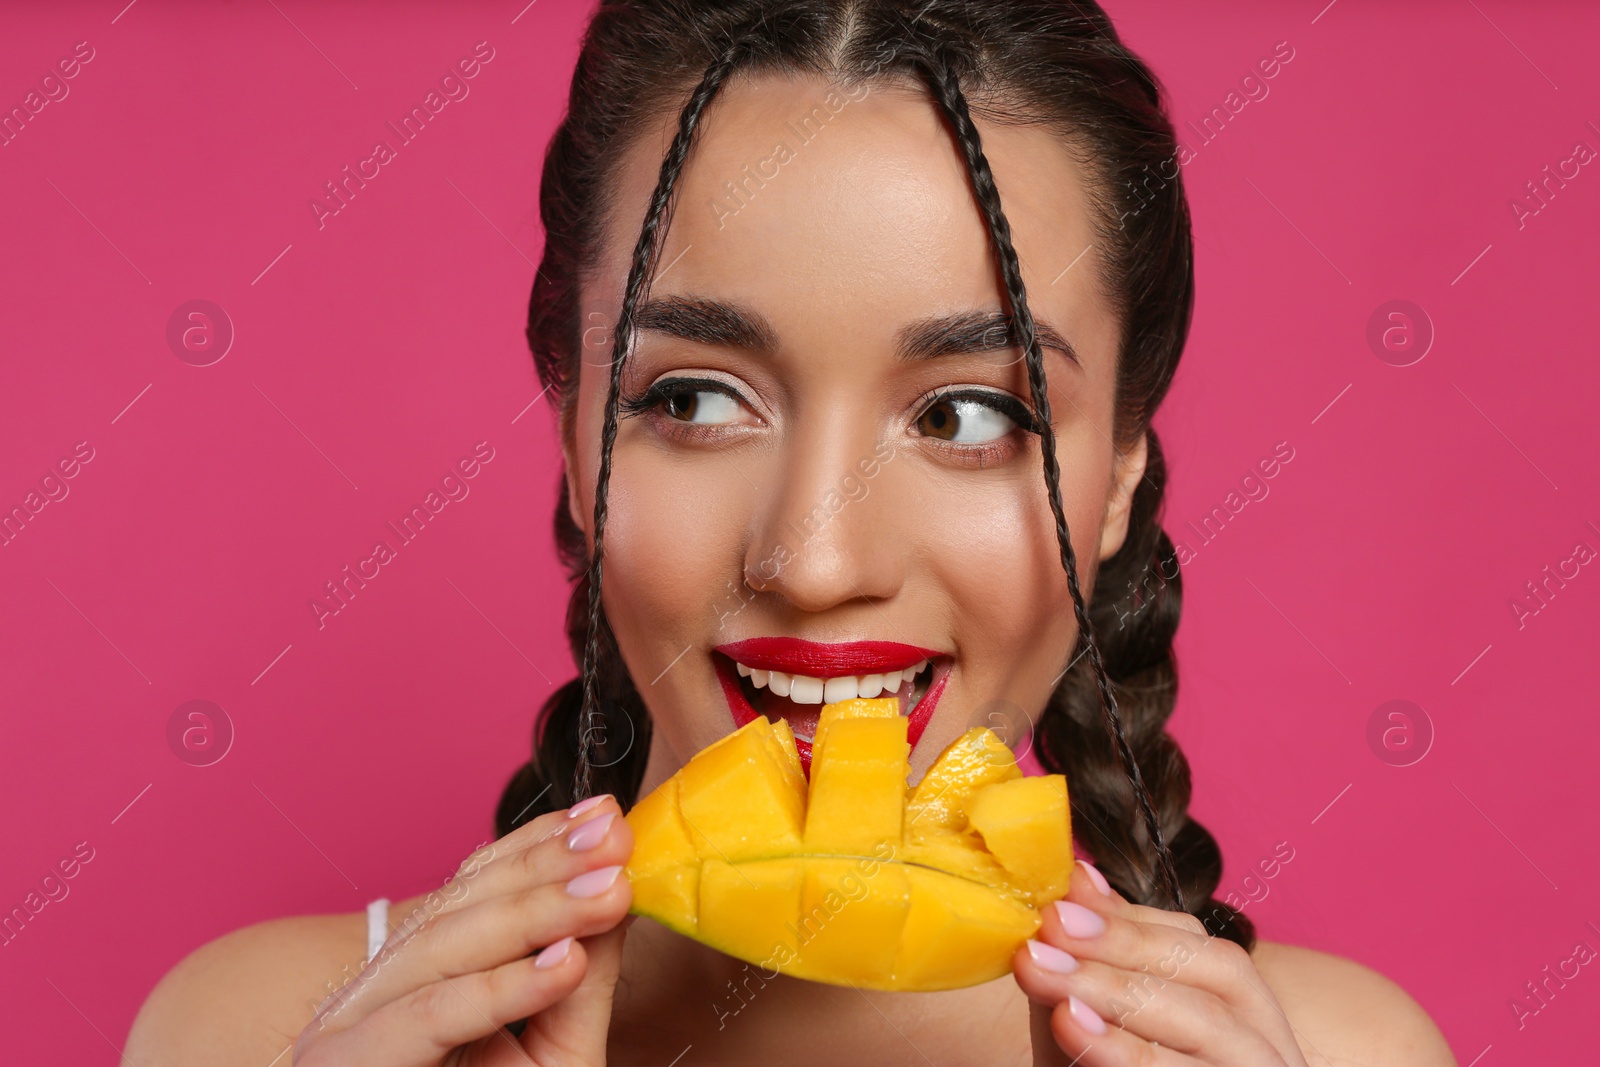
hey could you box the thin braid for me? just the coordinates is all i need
[912,45,1186,911]
[573,39,751,802]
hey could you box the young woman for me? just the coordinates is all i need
[128,2,1457,1063]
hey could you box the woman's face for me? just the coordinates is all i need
[564,72,1146,791]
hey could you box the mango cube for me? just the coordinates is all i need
[794,857,911,983]
[965,775,1073,901]
[624,778,701,933]
[892,867,1042,988]
[803,709,908,854]
[677,717,806,862]
[905,726,1021,838]
[698,858,805,966]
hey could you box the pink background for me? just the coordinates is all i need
[2,0,1597,1060]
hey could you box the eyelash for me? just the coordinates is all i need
[911,386,1042,436]
[617,376,760,449]
[619,376,742,416]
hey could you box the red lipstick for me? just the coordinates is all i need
[715,637,941,677]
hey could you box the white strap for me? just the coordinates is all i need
[365,898,391,963]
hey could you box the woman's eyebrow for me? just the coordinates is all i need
[633,295,778,353]
[896,309,1081,366]
[633,296,1079,366]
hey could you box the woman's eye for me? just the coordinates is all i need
[660,386,742,424]
[619,375,758,431]
[915,395,1018,444]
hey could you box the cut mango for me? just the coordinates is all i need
[676,715,805,862]
[906,726,1021,837]
[804,713,907,854]
[623,777,700,934]
[624,700,1074,990]
[966,775,1074,901]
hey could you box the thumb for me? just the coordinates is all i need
[520,916,633,1062]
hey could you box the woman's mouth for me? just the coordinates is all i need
[712,638,952,775]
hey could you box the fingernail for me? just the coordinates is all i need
[1068,995,1107,1035]
[1078,859,1112,897]
[567,811,616,852]
[1055,900,1107,938]
[534,936,573,969]
[568,794,610,819]
[566,864,623,898]
[1026,939,1079,974]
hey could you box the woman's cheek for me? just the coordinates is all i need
[599,443,752,666]
[917,472,1070,688]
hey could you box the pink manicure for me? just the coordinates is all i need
[1055,900,1107,938]
[568,794,610,819]
[535,936,573,969]
[567,811,615,852]
[1026,939,1079,974]
[566,864,623,898]
[1068,995,1108,1035]
[1078,859,1112,897]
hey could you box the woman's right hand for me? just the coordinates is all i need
[292,794,634,1067]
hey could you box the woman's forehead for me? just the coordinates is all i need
[586,70,1116,359]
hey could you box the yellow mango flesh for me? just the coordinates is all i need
[804,711,908,854]
[676,717,806,862]
[966,775,1074,902]
[906,726,1021,836]
[624,700,1072,991]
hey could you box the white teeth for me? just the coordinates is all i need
[736,658,937,708]
[822,676,858,703]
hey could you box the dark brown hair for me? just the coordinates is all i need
[498,0,1255,949]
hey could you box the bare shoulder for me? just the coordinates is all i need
[124,909,367,1066]
[1251,939,1457,1066]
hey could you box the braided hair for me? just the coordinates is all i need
[499,0,1255,949]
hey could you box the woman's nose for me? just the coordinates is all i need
[743,434,904,613]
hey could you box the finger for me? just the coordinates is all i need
[295,937,589,1067]
[472,796,630,894]
[430,795,630,917]
[1053,867,1305,1063]
[1016,943,1281,1061]
[344,797,619,967]
[317,822,632,1036]
[1072,860,1211,936]
[518,919,631,1061]
[1039,992,1198,1067]
[339,860,631,1029]
[1040,868,1253,1007]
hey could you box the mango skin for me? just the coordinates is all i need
[623,702,1072,991]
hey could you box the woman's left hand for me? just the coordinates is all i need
[1015,860,1309,1066]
